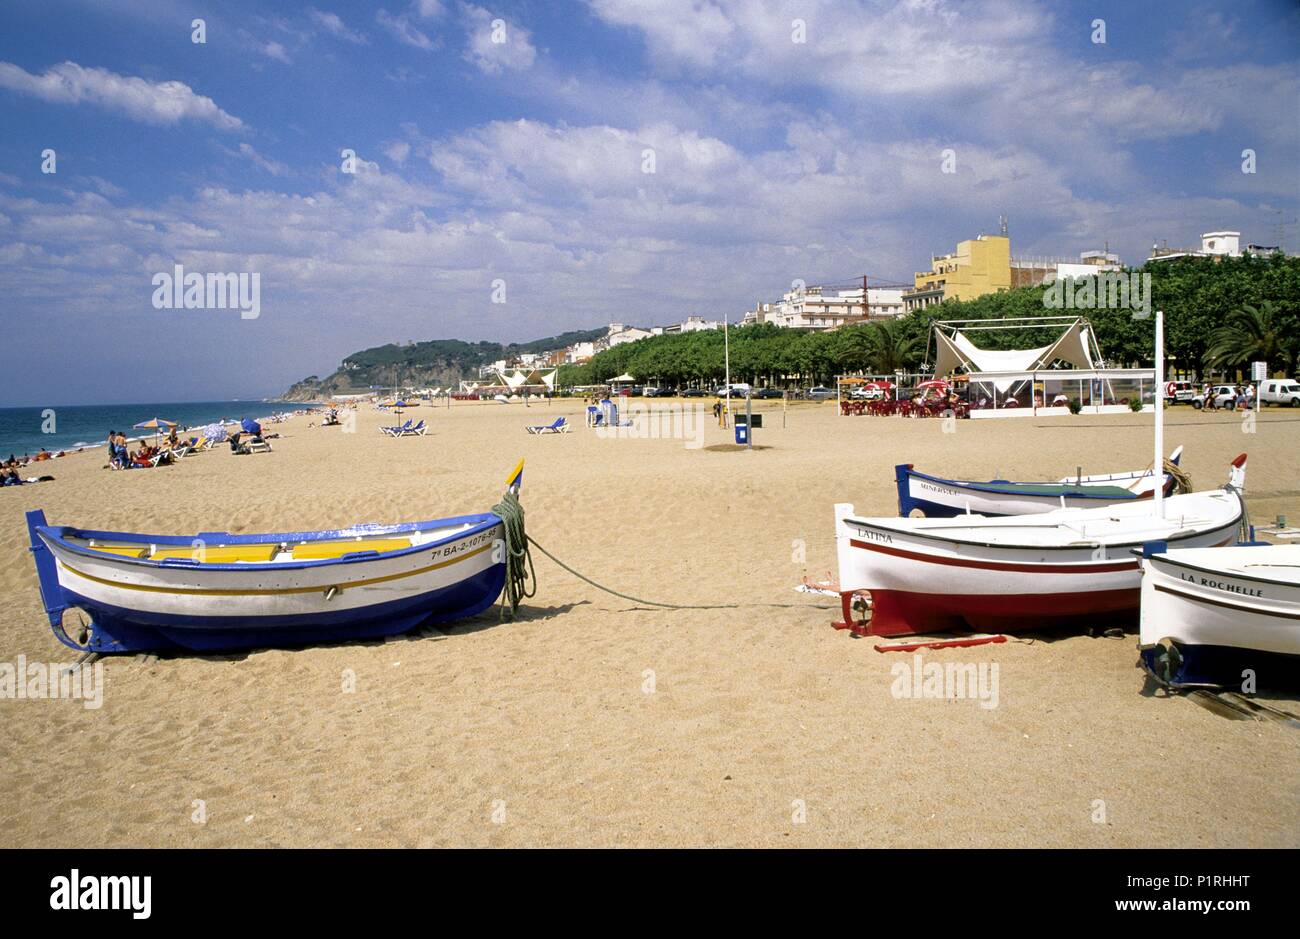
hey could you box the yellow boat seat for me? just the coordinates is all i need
[151,544,280,563]
[293,538,411,560]
[89,544,149,559]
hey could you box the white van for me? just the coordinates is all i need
[1258,378,1300,407]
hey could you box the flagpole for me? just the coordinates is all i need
[1154,308,1165,520]
[724,314,731,427]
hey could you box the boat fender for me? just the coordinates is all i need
[324,586,340,601]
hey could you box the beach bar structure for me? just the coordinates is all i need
[966,367,1157,417]
[927,314,1155,417]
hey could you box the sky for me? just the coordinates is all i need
[0,0,1297,406]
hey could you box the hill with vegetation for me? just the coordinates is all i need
[283,327,608,399]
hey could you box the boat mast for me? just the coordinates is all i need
[1154,308,1165,520]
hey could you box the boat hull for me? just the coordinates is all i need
[894,460,1175,518]
[1138,549,1300,686]
[835,491,1243,637]
[28,511,506,653]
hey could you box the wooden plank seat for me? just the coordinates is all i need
[292,538,412,560]
[86,543,149,559]
[151,544,281,563]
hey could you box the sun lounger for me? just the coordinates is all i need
[380,420,413,437]
[526,417,569,434]
[397,420,427,436]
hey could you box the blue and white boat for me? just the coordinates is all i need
[895,446,1184,518]
[26,463,527,654]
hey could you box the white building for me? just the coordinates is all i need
[761,285,905,330]
[663,315,722,333]
[1149,231,1242,262]
[566,342,596,363]
[605,323,653,347]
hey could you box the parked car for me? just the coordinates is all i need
[681,388,707,398]
[806,386,836,400]
[1164,380,1198,404]
[642,386,670,397]
[849,386,888,400]
[1191,385,1242,410]
[714,384,751,398]
[1259,378,1300,407]
[752,387,784,399]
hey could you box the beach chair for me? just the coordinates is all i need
[525,417,569,435]
[397,420,427,436]
[246,438,273,453]
[380,420,413,437]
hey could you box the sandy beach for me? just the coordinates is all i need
[1,400,1297,848]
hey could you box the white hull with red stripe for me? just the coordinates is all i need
[835,486,1244,637]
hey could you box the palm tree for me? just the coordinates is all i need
[1206,301,1299,377]
[868,318,925,374]
[832,325,875,371]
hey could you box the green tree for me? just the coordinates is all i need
[1206,301,1299,377]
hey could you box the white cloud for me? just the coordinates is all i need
[582,0,1294,158]
[309,9,370,44]
[461,5,537,74]
[376,9,436,49]
[0,60,244,131]
[384,140,412,164]
[589,0,734,70]
[262,41,292,63]
[233,143,290,176]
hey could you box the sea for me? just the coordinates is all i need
[0,400,315,460]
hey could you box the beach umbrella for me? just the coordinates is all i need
[241,418,262,436]
[133,417,177,445]
[204,423,228,443]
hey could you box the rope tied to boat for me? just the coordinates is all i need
[492,489,814,614]
[1164,458,1192,494]
[490,489,536,620]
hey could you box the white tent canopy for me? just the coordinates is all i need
[932,317,1098,392]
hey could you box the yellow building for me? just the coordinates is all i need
[903,234,1011,312]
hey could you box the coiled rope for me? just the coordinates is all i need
[1164,458,1193,494]
[490,491,811,615]
[490,490,536,619]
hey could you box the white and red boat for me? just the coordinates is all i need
[1138,542,1300,687]
[833,456,1246,637]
